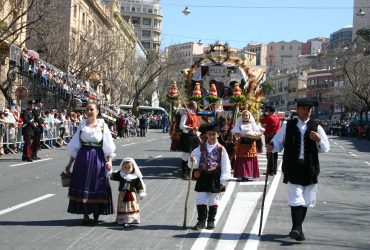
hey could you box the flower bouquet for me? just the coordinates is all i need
[60,171,71,187]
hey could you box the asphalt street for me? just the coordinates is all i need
[0,130,369,250]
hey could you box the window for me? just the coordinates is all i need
[82,12,86,26]
[281,45,284,50]
[142,30,151,37]
[148,8,153,13]
[131,7,136,12]
[73,5,77,19]
[132,17,140,25]
[142,42,151,49]
[143,18,151,26]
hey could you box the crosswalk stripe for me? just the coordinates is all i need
[239,181,269,186]
[190,181,236,250]
[215,192,262,250]
[243,161,283,249]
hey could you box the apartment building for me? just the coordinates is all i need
[330,25,353,50]
[119,0,162,51]
[244,43,267,66]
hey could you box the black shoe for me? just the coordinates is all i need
[192,222,206,231]
[289,230,305,241]
[22,156,27,161]
[206,221,215,230]
[32,156,41,160]
[27,159,33,162]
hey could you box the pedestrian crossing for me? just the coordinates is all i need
[190,153,282,250]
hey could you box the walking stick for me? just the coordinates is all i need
[183,160,194,228]
[258,151,271,236]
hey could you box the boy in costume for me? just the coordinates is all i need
[188,123,231,230]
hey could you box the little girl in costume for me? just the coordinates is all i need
[110,158,146,226]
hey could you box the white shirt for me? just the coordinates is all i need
[188,141,232,185]
[271,118,330,159]
[67,119,116,158]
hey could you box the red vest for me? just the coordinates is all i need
[185,112,198,133]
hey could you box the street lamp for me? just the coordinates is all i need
[182,6,190,16]
[356,8,366,16]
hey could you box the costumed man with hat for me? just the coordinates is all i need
[31,99,44,159]
[260,105,281,176]
[188,122,231,230]
[21,100,36,162]
[267,98,330,241]
[179,101,200,179]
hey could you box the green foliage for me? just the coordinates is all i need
[356,28,370,42]
[189,95,203,103]
[230,95,246,103]
[205,95,221,104]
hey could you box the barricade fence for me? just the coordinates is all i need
[0,120,78,155]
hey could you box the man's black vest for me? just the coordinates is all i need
[282,118,320,185]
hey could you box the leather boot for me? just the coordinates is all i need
[289,206,305,241]
[206,205,218,230]
[192,205,207,230]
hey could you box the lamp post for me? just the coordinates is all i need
[182,6,190,16]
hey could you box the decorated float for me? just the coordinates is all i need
[167,42,269,163]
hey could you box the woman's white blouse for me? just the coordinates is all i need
[67,119,116,158]
[231,122,260,135]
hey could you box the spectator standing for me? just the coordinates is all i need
[139,114,147,137]
[161,113,169,133]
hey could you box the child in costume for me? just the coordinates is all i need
[110,158,146,226]
[188,123,231,230]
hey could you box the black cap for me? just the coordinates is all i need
[35,99,42,104]
[266,105,276,112]
[27,100,35,105]
[295,98,318,107]
[199,122,220,134]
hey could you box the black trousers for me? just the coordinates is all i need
[22,134,32,160]
[32,130,42,157]
[140,128,146,137]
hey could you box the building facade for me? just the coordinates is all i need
[329,25,353,50]
[119,0,162,51]
[244,43,267,66]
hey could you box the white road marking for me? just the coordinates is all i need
[348,152,357,157]
[146,139,156,142]
[239,181,269,186]
[333,142,337,145]
[145,155,163,162]
[9,158,53,167]
[190,181,236,250]
[364,161,370,166]
[121,142,137,147]
[339,146,344,149]
[0,194,55,216]
[244,161,282,250]
[215,192,262,250]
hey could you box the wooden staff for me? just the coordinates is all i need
[258,151,271,236]
[183,160,194,228]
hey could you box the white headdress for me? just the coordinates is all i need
[120,157,143,179]
[120,158,146,195]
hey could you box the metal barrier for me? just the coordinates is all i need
[0,120,77,155]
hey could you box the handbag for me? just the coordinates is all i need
[60,172,71,187]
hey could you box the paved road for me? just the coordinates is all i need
[0,130,369,250]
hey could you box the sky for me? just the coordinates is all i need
[160,0,355,49]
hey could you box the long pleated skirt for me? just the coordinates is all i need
[67,145,114,215]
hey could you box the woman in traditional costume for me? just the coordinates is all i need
[110,158,146,226]
[231,110,263,181]
[65,102,116,224]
